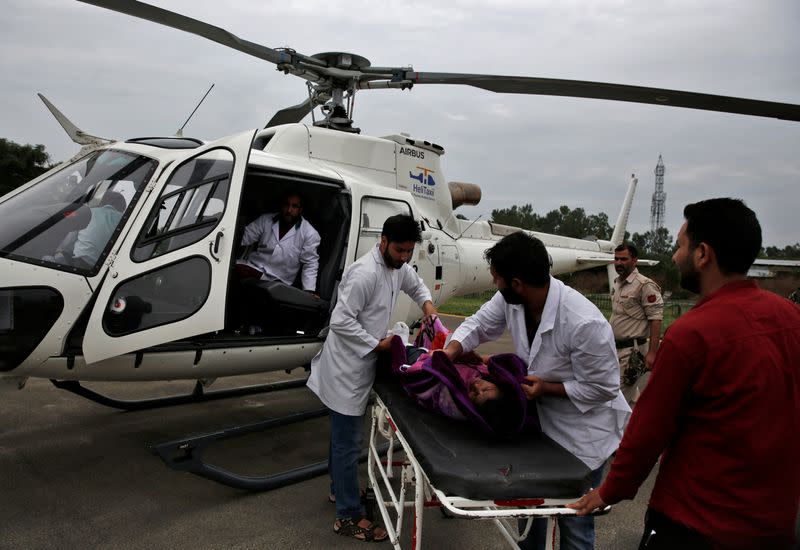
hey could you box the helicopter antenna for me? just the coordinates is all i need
[176,83,214,137]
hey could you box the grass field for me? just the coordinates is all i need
[439,291,693,335]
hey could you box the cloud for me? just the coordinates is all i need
[2,0,798,246]
[487,103,512,118]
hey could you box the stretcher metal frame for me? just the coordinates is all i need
[367,396,609,550]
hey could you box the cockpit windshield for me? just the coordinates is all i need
[0,149,157,274]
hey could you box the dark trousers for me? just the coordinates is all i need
[329,410,365,520]
[638,508,711,550]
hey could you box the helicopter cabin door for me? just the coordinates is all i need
[81,131,255,364]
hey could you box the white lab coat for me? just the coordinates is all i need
[307,245,432,416]
[450,277,630,470]
[240,213,321,291]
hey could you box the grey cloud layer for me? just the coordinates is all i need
[2,0,798,245]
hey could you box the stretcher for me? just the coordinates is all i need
[367,376,610,549]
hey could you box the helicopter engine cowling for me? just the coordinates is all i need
[448,181,482,209]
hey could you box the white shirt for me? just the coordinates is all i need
[450,277,630,470]
[240,213,321,291]
[307,245,433,416]
[73,205,123,263]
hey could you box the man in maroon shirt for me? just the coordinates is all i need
[567,198,800,549]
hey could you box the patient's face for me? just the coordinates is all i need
[469,378,501,406]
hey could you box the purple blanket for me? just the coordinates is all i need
[382,335,539,438]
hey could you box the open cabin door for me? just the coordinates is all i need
[82,131,255,364]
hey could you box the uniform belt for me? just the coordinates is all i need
[615,338,644,350]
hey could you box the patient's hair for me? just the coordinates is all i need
[382,214,422,243]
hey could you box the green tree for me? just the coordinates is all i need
[490,203,539,229]
[491,203,613,239]
[761,243,800,260]
[0,138,53,197]
[629,227,682,296]
[630,227,674,257]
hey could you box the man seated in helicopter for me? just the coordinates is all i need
[71,191,127,268]
[231,191,322,333]
[44,190,127,270]
[235,191,321,289]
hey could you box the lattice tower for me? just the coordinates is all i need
[650,155,666,232]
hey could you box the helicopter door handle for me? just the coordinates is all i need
[209,231,223,262]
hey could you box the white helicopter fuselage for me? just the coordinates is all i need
[0,123,623,386]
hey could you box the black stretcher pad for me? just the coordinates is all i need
[373,377,592,500]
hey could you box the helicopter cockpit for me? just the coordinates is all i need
[0,149,156,274]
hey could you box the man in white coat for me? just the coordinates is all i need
[237,192,321,292]
[307,214,437,543]
[441,232,630,550]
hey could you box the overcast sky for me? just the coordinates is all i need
[2,0,798,246]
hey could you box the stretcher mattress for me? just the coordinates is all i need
[373,376,592,500]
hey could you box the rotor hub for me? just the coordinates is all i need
[311,52,371,71]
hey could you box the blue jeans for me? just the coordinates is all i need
[328,410,364,520]
[519,466,605,550]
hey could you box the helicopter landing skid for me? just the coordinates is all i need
[49,378,309,411]
[148,409,390,492]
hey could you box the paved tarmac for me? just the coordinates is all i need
[1,315,656,549]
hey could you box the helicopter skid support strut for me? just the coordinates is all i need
[50,378,309,411]
[148,408,390,492]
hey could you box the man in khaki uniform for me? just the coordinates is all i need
[610,243,663,404]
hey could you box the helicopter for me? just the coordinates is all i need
[1,0,799,402]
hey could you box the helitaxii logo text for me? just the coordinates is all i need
[409,167,436,200]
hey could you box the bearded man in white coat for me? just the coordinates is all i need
[237,192,320,291]
[308,214,437,543]
[441,232,629,550]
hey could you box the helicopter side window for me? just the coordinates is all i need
[133,149,232,261]
[102,256,211,336]
[359,197,411,232]
[356,196,412,259]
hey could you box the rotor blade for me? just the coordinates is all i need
[77,0,290,66]
[405,72,800,122]
[264,98,316,128]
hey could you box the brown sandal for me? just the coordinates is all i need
[333,518,388,542]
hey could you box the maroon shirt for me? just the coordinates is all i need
[600,280,800,549]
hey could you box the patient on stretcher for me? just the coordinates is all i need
[381,317,538,438]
